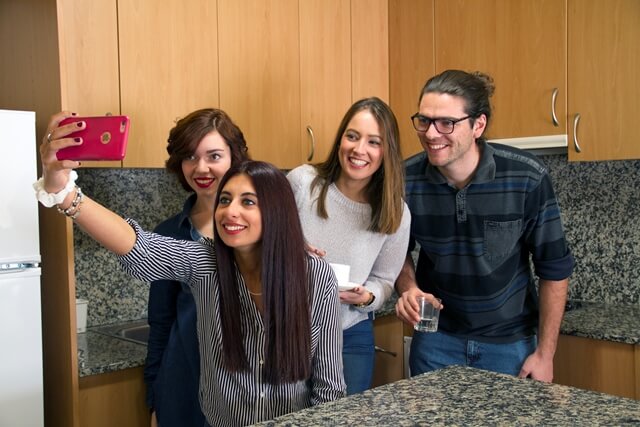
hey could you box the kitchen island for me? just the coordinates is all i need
[253,365,640,426]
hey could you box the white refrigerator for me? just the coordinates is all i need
[0,110,44,426]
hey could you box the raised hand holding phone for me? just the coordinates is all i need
[56,115,130,161]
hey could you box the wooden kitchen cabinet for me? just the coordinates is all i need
[1,1,199,424]
[118,0,219,168]
[79,367,150,427]
[389,0,435,158]
[1,0,219,169]
[0,0,121,168]
[351,0,390,103]
[393,0,640,162]
[299,0,352,164]
[218,0,389,169]
[434,0,567,141]
[372,315,410,387]
[300,0,391,164]
[388,0,568,157]
[554,334,640,400]
[567,0,640,161]
[218,0,302,168]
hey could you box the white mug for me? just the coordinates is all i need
[329,263,350,286]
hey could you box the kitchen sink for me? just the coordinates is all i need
[93,319,150,345]
[119,323,150,344]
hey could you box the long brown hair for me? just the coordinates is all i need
[312,97,405,234]
[213,161,311,384]
[165,108,249,191]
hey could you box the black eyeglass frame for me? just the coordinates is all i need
[410,113,473,134]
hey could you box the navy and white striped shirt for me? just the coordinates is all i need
[405,142,574,342]
[118,220,346,426]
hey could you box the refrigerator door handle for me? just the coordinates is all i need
[0,262,41,272]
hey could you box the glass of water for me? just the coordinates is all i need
[414,296,441,332]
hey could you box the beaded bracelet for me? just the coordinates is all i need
[56,186,84,220]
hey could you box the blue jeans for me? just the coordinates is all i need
[342,318,375,395]
[409,330,537,377]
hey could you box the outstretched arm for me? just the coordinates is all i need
[39,111,136,255]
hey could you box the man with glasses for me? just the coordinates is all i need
[395,69,574,382]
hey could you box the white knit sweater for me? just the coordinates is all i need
[287,164,411,330]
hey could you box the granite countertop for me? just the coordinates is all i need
[78,295,401,377]
[377,296,640,345]
[560,300,640,344]
[78,297,640,377]
[375,291,398,317]
[77,330,147,377]
[253,365,640,426]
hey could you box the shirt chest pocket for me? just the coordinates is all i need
[483,219,522,268]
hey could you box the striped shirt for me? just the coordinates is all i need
[118,220,346,426]
[405,142,574,342]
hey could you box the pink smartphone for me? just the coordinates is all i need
[56,115,130,161]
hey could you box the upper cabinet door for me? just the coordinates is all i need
[119,0,219,168]
[434,0,566,140]
[389,0,435,159]
[299,0,352,164]
[58,0,120,118]
[58,0,122,168]
[351,0,389,103]
[218,0,301,169]
[568,0,640,161]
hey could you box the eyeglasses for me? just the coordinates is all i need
[411,113,472,134]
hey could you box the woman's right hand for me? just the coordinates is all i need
[40,111,85,193]
[39,111,138,256]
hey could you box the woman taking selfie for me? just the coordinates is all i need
[36,112,346,427]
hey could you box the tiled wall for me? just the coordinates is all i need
[74,169,186,326]
[542,156,640,305]
[74,155,640,327]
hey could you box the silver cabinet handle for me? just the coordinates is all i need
[374,345,397,357]
[551,88,559,127]
[572,113,582,153]
[306,126,315,161]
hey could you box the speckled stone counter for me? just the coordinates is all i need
[561,301,640,345]
[77,331,147,377]
[374,293,640,346]
[379,296,640,346]
[253,365,640,426]
[78,297,640,377]
[77,300,399,377]
[375,292,398,317]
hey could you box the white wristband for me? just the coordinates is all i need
[33,170,78,207]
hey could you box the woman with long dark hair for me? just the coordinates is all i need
[35,112,345,426]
